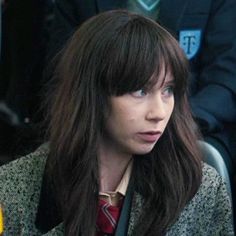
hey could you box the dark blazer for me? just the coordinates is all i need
[48,0,236,164]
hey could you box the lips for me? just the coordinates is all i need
[137,131,162,143]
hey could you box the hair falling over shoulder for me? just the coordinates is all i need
[45,10,203,236]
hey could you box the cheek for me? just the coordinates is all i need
[165,99,175,122]
[169,99,175,115]
[125,112,137,122]
[108,107,130,129]
[116,106,137,123]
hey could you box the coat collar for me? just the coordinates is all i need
[96,0,127,12]
[35,161,144,235]
[159,0,189,32]
[95,0,189,31]
[35,161,62,233]
[127,192,144,235]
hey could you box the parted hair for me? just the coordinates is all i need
[46,10,202,236]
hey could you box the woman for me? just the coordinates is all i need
[0,10,233,235]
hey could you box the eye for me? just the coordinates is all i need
[162,86,174,97]
[131,89,148,98]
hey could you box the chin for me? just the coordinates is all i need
[133,146,155,155]
[136,150,153,155]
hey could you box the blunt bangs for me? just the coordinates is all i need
[97,11,189,97]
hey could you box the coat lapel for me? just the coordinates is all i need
[35,163,62,233]
[94,0,189,33]
[96,0,127,12]
[115,176,134,236]
[127,192,144,236]
[42,223,64,236]
[159,0,189,31]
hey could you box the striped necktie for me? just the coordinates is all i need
[96,198,124,235]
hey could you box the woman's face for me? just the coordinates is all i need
[102,69,175,157]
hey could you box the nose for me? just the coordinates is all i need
[146,94,167,122]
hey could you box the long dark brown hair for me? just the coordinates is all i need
[46,10,202,236]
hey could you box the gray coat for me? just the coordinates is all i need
[0,145,234,235]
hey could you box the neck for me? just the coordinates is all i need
[98,141,132,192]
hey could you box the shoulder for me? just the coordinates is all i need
[0,144,49,235]
[197,162,232,212]
[0,143,49,202]
[169,163,234,235]
[192,162,231,217]
[0,143,48,189]
[200,162,226,192]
